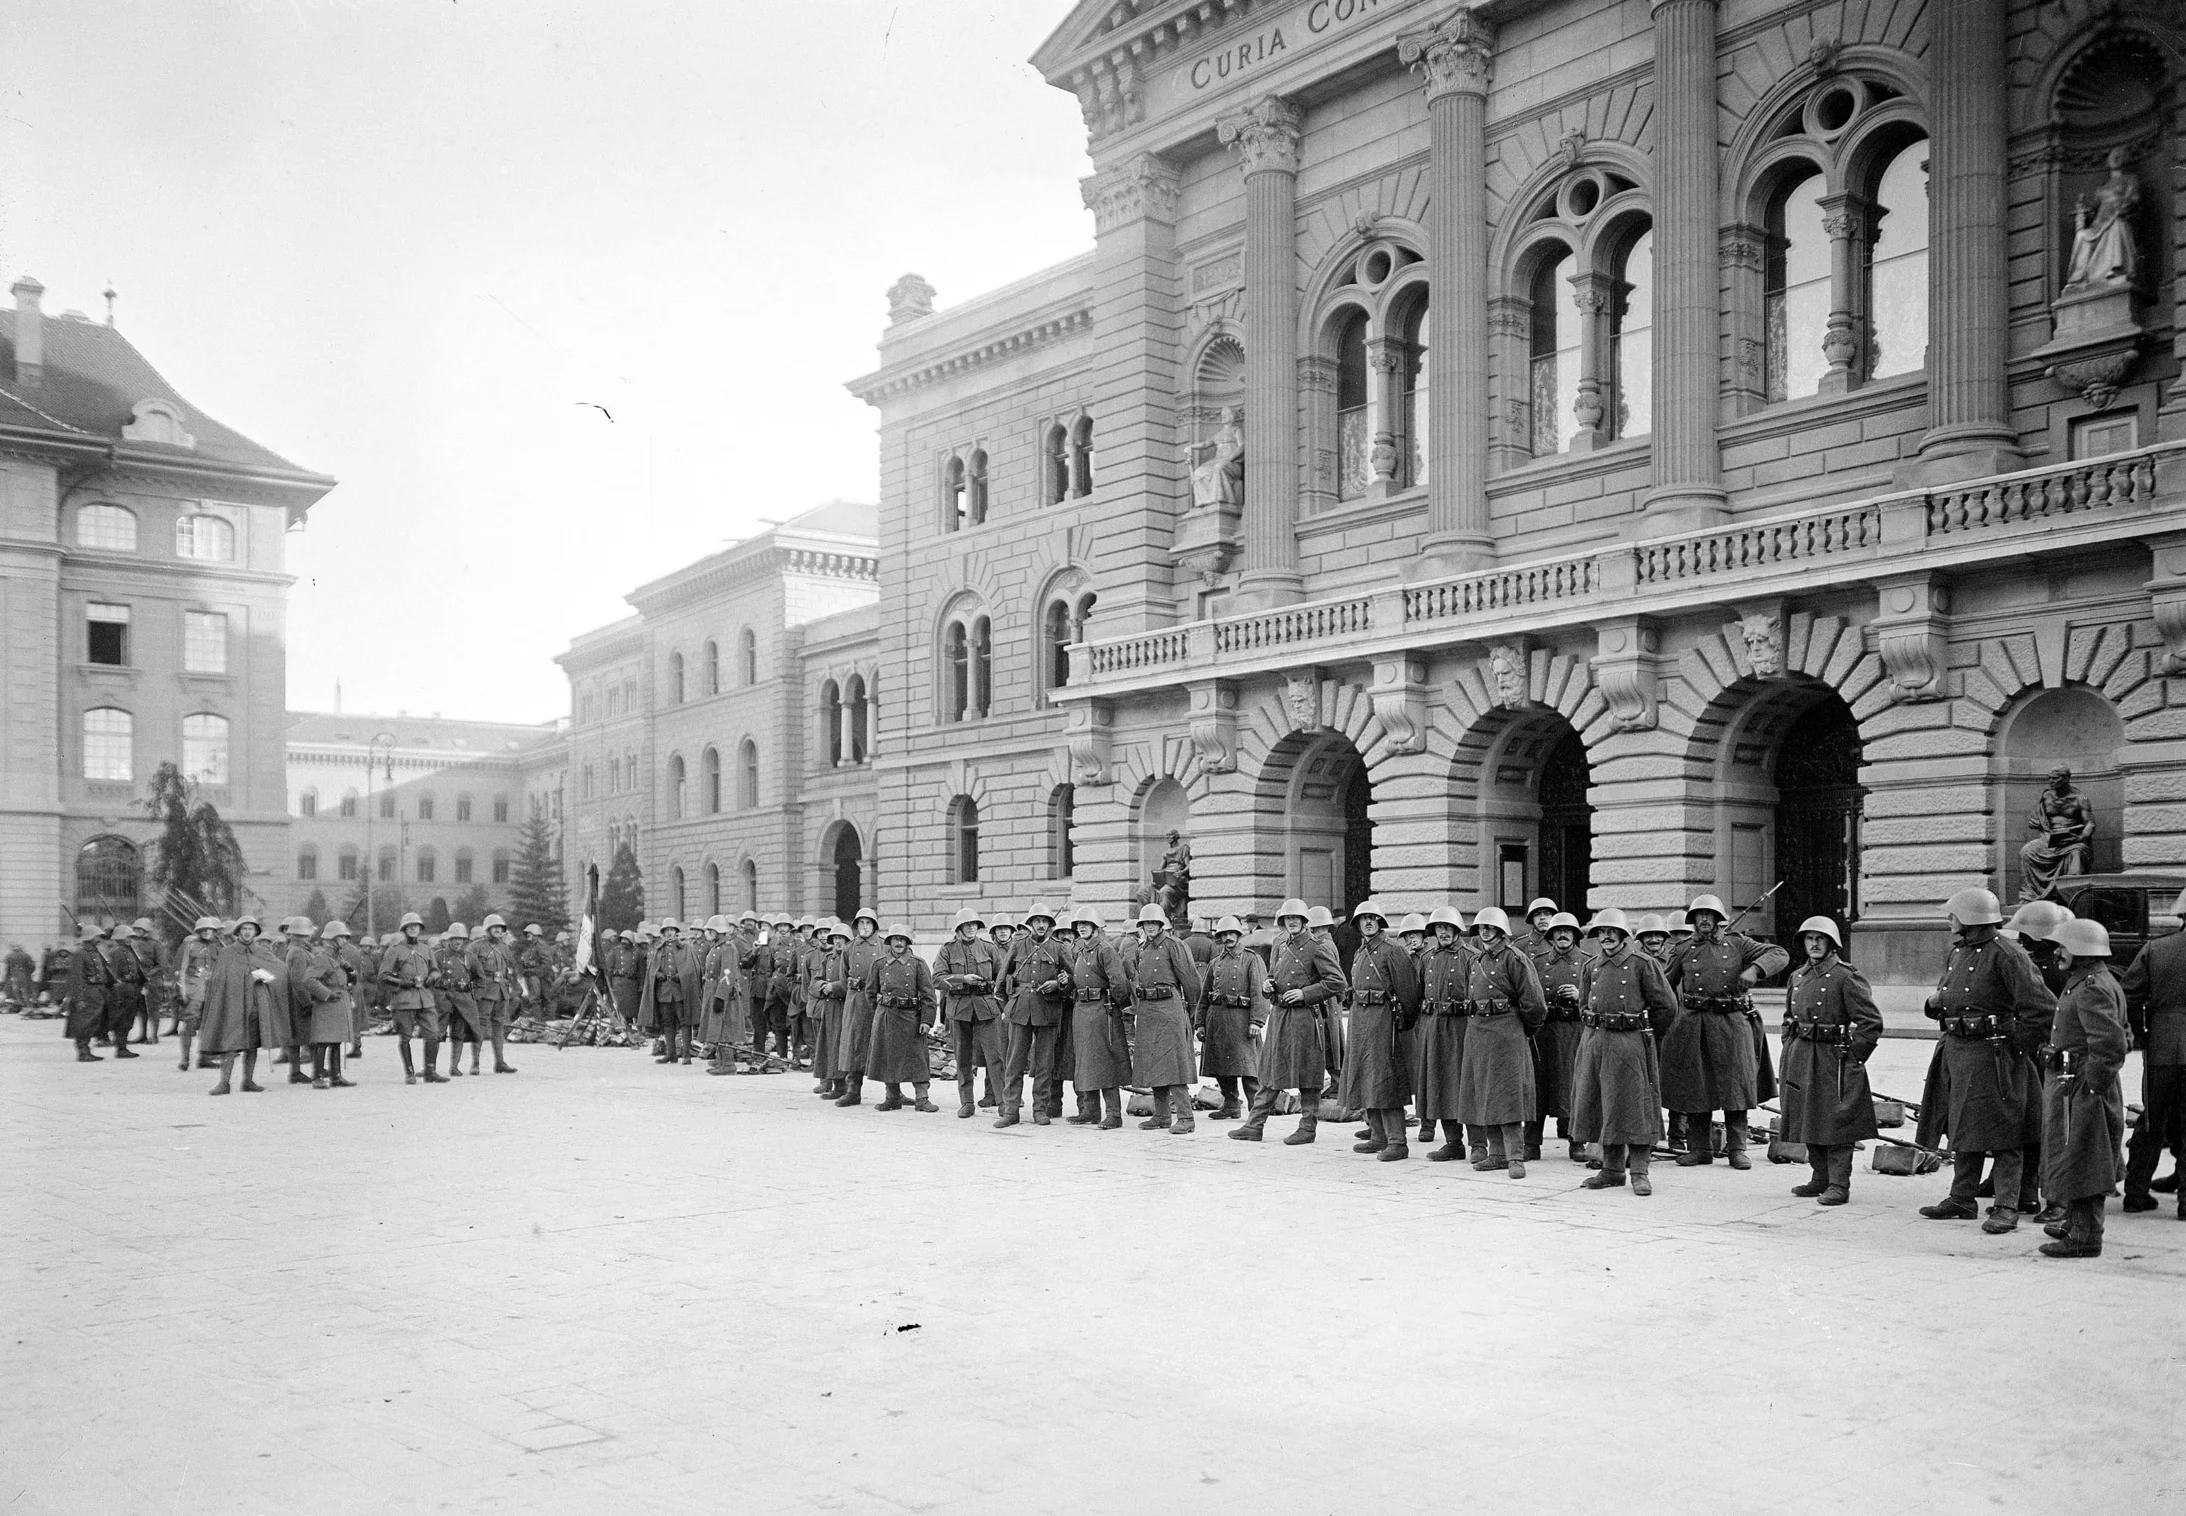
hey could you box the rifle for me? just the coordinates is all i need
[1722,881,1785,935]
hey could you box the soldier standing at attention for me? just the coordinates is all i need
[833,907,886,1106]
[643,919,691,1067]
[1414,906,1472,1161]
[934,907,1006,1119]
[284,917,351,1089]
[173,916,221,1072]
[197,915,290,1096]
[1530,912,1592,1164]
[65,924,114,1063]
[1510,898,1560,959]
[381,912,442,1085]
[2035,918,2131,1258]
[607,929,643,1033]
[1343,900,1421,1161]
[1064,906,1133,1130]
[1230,899,1346,1145]
[1573,910,1680,1195]
[1664,894,1788,1169]
[700,916,738,1076]
[1456,906,1547,1177]
[996,902,1072,1128]
[1997,900,2071,1220]
[805,920,850,1098]
[105,924,146,1057]
[2119,899,2186,1216]
[1778,917,1880,1205]
[126,919,166,1046]
[1915,887,2055,1234]
[435,923,484,1078]
[1196,915,1266,1122]
[518,924,553,1020]
[864,923,938,1112]
[1123,903,1203,1135]
[338,922,375,1060]
[467,915,522,1074]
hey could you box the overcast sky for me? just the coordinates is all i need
[2,0,1092,723]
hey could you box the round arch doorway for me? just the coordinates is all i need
[1772,697,1866,954]
[831,824,863,921]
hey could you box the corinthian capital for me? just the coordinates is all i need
[1396,10,1495,101]
[1081,155,1182,236]
[1217,95,1304,177]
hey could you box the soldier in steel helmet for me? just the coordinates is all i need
[1663,893,1789,1170]
[173,916,223,1071]
[1455,906,1547,1177]
[996,901,1073,1127]
[1778,916,1881,1205]
[435,922,484,1078]
[465,914,522,1074]
[863,922,938,1112]
[934,907,1007,1119]
[1572,908,1679,1195]
[2036,917,2130,1258]
[1196,914,1267,1122]
[381,912,443,1084]
[1230,899,1346,1145]
[1123,902,1204,1135]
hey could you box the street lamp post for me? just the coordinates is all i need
[365,732,395,941]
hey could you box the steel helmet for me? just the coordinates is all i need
[2052,917,2112,958]
[1548,911,1583,935]
[1526,897,1557,919]
[1666,911,1693,936]
[1214,914,1244,937]
[1587,907,1632,937]
[949,906,987,931]
[853,905,880,927]
[772,914,795,928]
[1687,895,1728,920]
[523,923,542,936]
[1306,906,1335,929]
[445,921,470,939]
[1071,905,1104,930]
[1943,886,2003,927]
[232,914,261,932]
[1427,906,1465,931]
[132,916,153,933]
[281,915,312,934]
[701,914,725,933]
[400,911,424,929]
[883,922,914,944]
[1473,906,1512,936]
[323,920,352,939]
[1397,912,1427,936]
[1023,901,1057,926]
[1635,913,1669,937]
[1275,898,1310,926]
[192,915,220,932]
[481,913,508,931]
[989,912,1018,932]
[1136,902,1169,926]
[827,919,851,940]
[1796,915,1842,949]
[739,909,761,925]
[2003,900,2069,941]
[78,924,105,943]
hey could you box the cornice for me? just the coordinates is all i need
[627,541,878,618]
[846,307,1096,406]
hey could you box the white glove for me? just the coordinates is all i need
[250,969,276,984]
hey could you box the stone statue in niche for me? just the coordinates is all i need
[2020,767,2096,902]
[2064,149,2141,293]
[1190,406,1245,509]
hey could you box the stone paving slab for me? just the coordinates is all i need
[2,1015,2181,1516]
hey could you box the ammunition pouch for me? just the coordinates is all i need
[1582,1010,1649,1033]
[1136,984,1175,1000]
[1942,1013,2009,1040]
[2040,1043,2083,1073]
[1354,989,1390,1007]
[1206,992,1250,1009]
[1467,998,1516,1019]
[1682,993,1751,1014]
[1783,1018,1852,1045]
[1075,987,1109,1004]
[1423,998,1460,1018]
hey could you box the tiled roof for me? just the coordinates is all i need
[286,710,563,756]
[780,499,877,540]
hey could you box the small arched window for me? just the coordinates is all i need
[738,628,758,686]
[668,755,686,820]
[672,866,687,922]
[967,449,989,524]
[608,756,621,794]
[1049,784,1075,878]
[669,652,685,705]
[846,675,869,762]
[82,708,133,782]
[1610,227,1654,439]
[454,848,475,884]
[705,640,721,696]
[821,680,843,766]
[1069,417,1094,497]
[1043,600,1072,692]
[175,514,235,562]
[1867,140,1929,382]
[182,713,229,785]
[944,455,966,531]
[703,746,721,813]
[944,622,969,722]
[738,738,759,809]
[1335,310,1371,499]
[417,792,436,821]
[1765,170,1831,402]
[298,787,318,818]
[706,861,722,917]
[415,847,437,884]
[947,795,980,885]
[1528,249,1582,456]
[297,846,318,881]
[76,504,138,552]
[340,788,359,818]
[582,765,595,799]
[338,847,360,882]
[741,858,759,912]
[970,616,992,719]
[1043,423,1070,505]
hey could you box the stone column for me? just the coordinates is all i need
[1816,194,1874,395]
[1569,272,1615,450]
[1644,0,1728,531]
[1399,12,1495,574]
[1365,337,1407,496]
[1219,96,1306,609]
[836,699,854,768]
[1914,0,2021,480]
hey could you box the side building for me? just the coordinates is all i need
[557,502,880,924]
[0,277,335,945]
[843,0,2186,983]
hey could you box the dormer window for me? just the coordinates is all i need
[122,399,195,448]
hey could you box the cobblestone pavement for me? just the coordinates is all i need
[4,1015,2181,1516]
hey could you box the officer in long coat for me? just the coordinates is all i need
[1342,900,1422,1161]
[63,926,113,1061]
[435,922,485,1077]
[1778,916,1881,1205]
[1122,903,1203,1135]
[1664,893,1788,1169]
[997,902,1073,1127]
[1413,906,1472,1160]
[1456,907,1548,1178]
[934,907,1007,1119]
[699,916,740,1074]
[104,926,146,1054]
[197,915,292,1095]
[2119,905,2186,1216]
[467,914,523,1074]
[640,919,695,1066]
[1530,912,1592,1164]
[1916,887,2055,1233]
[2035,918,2130,1259]
[1230,899,1347,1144]
[1197,915,1266,1121]
[831,908,886,1105]
[381,912,442,1084]
[607,930,643,1031]
[863,923,936,1111]
[1573,910,1680,1195]
[1064,906,1133,1129]
[284,917,352,1089]
[803,921,850,1097]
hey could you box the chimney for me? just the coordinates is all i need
[11,277,44,386]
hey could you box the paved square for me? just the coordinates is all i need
[4,1015,2181,1516]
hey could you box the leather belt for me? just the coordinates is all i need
[1075,988,1110,1003]
[1783,1018,1851,1045]
[1942,1013,2009,1039]
[1354,989,1390,1006]
[1582,1010,1649,1032]
[1466,998,1515,1018]
[1136,984,1175,1000]
[1682,994,1751,1014]
[1206,993,1250,1008]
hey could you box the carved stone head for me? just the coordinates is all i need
[1740,614,1784,678]
[1283,673,1321,732]
[1488,645,1528,709]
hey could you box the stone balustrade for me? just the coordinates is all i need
[1065,440,2186,696]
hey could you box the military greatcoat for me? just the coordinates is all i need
[1339,934,1421,1112]
[1455,938,1547,1125]
[1412,941,1472,1122]
[1196,941,1266,1079]
[807,943,848,1073]
[1570,940,1679,1146]
[1777,952,1882,1146]
[836,937,885,1076]
[1915,933,2055,1154]
[862,948,935,1084]
[2042,963,2129,1205]
[288,939,352,1045]
[1531,943,1592,1120]
[1122,931,1201,1089]
[198,937,294,1054]
[1258,932,1347,1090]
[1663,930,1788,1112]
[1066,931,1134,1091]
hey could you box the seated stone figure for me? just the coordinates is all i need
[2020,767,2095,902]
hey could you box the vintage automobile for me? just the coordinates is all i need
[2056,873,2186,967]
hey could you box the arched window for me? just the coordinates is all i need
[379,790,394,819]
[416,847,437,884]
[582,765,595,799]
[703,746,721,812]
[1866,140,1929,381]
[76,836,141,918]
[1399,297,1430,487]
[340,787,359,818]
[182,713,229,785]
[298,786,318,817]
[970,616,992,719]
[1042,423,1070,505]
[1043,600,1072,692]
[705,640,721,696]
[623,678,637,711]
[76,504,138,552]
[944,621,969,722]
[943,454,966,531]
[1610,228,1654,439]
[1069,417,1094,497]
[741,858,759,912]
[175,514,235,562]
[493,794,508,824]
[668,754,686,820]
[846,675,869,762]
[738,739,759,809]
[821,680,843,766]
[706,861,722,917]
[492,848,512,884]
[456,793,472,821]
[1049,785,1075,878]
[1765,171,1831,402]
[669,652,685,705]
[338,846,360,882]
[297,846,319,881]
[454,848,475,884]
[377,847,397,883]
[672,866,687,922]
[1335,309,1371,500]
[738,628,757,686]
[82,708,134,782]
[967,449,989,524]
[947,795,980,885]
[608,755,622,793]
[417,792,436,821]
[1528,248,1582,455]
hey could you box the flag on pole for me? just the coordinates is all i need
[572,863,612,1004]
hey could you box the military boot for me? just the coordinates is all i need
[1138,1088,1170,1131]
[1169,1088,1195,1135]
[1378,1111,1408,1161]
[912,1083,939,1113]
[1675,1114,1715,1165]
[1098,1089,1123,1130]
[1352,1111,1388,1154]
[1428,1120,1465,1162]
[1981,1205,2021,1234]
[875,1083,905,1111]
[1229,1108,1266,1141]
[1282,1112,1318,1146]
[1724,1114,1753,1170]
[834,1074,864,1107]
[1067,1092,1100,1126]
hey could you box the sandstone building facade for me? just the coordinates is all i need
[838,0,2186,982]
[0,279,335,945]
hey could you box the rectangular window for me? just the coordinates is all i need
[455,854,473,884]
[87,604,129,666]
[1498,843,1528,910]
[82,708,133,781]
[298,852,318,881]
[378,853,396,882]
[338,853,359,882]
[492,855,511,884]
[183,611,228,673]
[493,795,509,823]
[417,796,435,821]
[380,793,394,819]
[417,854,436,883]
[2070,412,2138,460]
[456,795,472,821]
